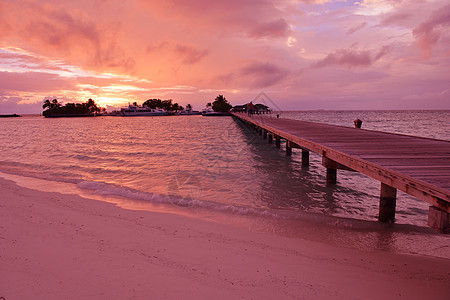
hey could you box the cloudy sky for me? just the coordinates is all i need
[1,0,449,113]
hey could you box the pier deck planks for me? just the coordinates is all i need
[232,113,450,212]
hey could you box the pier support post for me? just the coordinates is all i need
[378,183,397,223]
[268,133,273,144]
[286,145,292,156]
[286,141,292,156]
[275,136,281,148]
[263,130,267,139]
[286,141,299,156]
[301,149,309,166]
[258,128,262,136]
[322,157,337,185]
[428,206,449,233]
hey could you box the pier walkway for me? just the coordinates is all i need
[231,112,450,231]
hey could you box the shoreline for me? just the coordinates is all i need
[1,177,449,299]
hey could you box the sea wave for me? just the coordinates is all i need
[77,180,287,218]
[76,179,407,232]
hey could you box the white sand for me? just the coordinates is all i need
[1,177,449,299]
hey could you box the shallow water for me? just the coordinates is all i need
[1,111,449,258]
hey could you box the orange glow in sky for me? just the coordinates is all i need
[0,0,449,113]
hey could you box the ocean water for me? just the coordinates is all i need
[1,110,449,258]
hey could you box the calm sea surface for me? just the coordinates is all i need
[1,110,449,258]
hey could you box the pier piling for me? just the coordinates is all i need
[275,136,281,148]
[286,141,300,156]
[302,149,310,166]
[322,157,337,185]
[286,144,292,156]
[428,206,449,233]
[378,183,397,223]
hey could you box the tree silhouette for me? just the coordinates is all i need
[42,98,101,116]
[212,95,232,112]
[43,99,61,110]
[142,98,183,111]
[86,98,100,112]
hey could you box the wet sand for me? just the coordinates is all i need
[0,177,449,299]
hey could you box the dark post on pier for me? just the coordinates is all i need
[231,112,450,232]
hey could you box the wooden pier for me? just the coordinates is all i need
[231,113,450,232]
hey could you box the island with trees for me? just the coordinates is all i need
[42,98,104,118]
[0,114,21,118]
[40,95,239,118]
[118,99,187,116]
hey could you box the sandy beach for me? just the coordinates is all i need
[1,176,449,299]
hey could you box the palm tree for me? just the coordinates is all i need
[215,95,226,102]
[86,98,99,112]
[43,99,51,110]
[212,95,232,112]
[43,99,60,110]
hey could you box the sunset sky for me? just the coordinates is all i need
[1,0,449,113]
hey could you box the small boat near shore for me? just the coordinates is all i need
[178,109,202,115]
[201,108,229,116]
[120,105,168,116]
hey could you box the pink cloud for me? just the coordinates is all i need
[413,3,450,59]
[146,42,170,54]
[239,62,289,89]
[380,12,413,26]
[312,45,391,69]
[174,44,209,65]
[1,1,134,72]
[0,50,68,72]
[138,0,292,40]
[0,71,75,93]
[346,22,367,35]
[0,96,43,114]
[248,18,291,39]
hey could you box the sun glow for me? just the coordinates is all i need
[102,85,146,92]
[96,97,129,108]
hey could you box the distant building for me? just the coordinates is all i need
[253,104,271,114]
[231,105,247,112]
[231,103,271,114]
